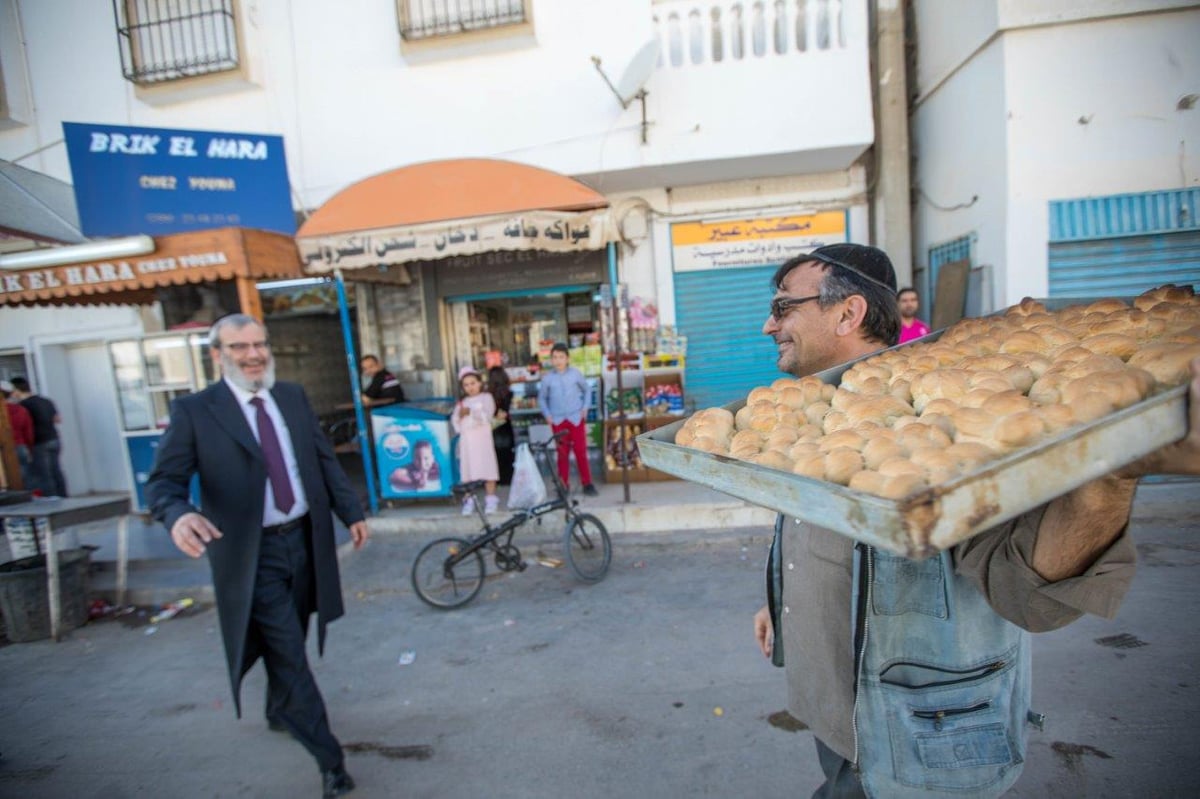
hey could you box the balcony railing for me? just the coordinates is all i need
[398,0,527,41]
[653,0,845,67]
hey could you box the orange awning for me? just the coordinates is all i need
[296,159,637,273]
[298,158,608,237]
[0,227,303,307]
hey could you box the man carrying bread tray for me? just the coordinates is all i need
[740,244,1200,797]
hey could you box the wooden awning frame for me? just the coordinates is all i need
[0,227,304,307]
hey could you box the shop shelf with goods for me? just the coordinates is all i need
[601,352,645,422]
[602,416,676,483]
[642,354,687,421]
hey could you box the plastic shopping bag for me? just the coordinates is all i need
[507,443,547,509]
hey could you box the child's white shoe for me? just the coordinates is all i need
[484,494,499,514]
[461,496,475,515]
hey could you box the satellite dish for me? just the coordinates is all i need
[591,39,660,143]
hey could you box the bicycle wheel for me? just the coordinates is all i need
[411,537,486,609]
[563,514,611,582]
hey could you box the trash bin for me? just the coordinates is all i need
[0,548,92,642]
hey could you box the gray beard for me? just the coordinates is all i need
[220,352,276,393]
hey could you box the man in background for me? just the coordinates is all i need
[359,354,405,406]
[897,287,931,343]
[9,376,65,497]
[1,380,35,490]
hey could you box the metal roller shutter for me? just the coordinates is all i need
[1048,189,1200,298]
[675,265,787,410]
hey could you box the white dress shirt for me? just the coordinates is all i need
[224,379,310,526]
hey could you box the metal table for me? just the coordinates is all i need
[0,494,131,641]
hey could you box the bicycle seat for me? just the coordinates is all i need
[452,480,487,496]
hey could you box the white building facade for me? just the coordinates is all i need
[2,0,889,494]
[911,0,1200,320]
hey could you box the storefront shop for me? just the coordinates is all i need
[0,227,310,505]
[296,158,652,500]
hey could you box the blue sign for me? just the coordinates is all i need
[371,404,457,499]
[62,121,296,237]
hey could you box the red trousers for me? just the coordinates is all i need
[552,418,592,487]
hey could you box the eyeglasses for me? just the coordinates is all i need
[769,294,821,322]
[222,341,271,354]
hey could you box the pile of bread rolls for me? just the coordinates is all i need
[675,285,1200,499]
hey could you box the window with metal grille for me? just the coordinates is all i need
[112,0,240,85]
[398,0,527,41]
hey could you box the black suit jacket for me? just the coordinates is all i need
[146,380,364,715]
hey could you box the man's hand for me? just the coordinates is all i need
[1033,357,1200,581]
[1117,356,1200,479]
[348,521,370,550]
[753,604,774,659]
[170,512,222,558]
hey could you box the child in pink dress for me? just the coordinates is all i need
[452,367,500,514]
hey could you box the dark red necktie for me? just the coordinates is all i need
[250,397,295,514]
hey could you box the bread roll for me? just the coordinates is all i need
[981,390,1034,417]
[748,450,793,471]
[1081,333,1139,360]
[822,410,852,434]
[999,330,1050,356]
[818,429,867,453]
[1129,343,1200,385]
[862,438,907,470]
[804,401,832,426]
[1034,403,1077,433]
[824,448,865,485]
[944,442,996,469]
[792,452,826,479]
[990,411,1046,451]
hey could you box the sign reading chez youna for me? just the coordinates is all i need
[0,250,231,295]
[62,121,296,238]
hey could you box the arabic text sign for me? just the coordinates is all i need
[297,209,613,272]
[671,212,847,272]
[62,122,296,237]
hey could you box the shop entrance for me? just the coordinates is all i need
[448,286,599,373]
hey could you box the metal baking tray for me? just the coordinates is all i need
[638,304,1191,558]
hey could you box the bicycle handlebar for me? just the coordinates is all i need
[529,429,572,452]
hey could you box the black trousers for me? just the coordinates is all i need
[253,520,343,771]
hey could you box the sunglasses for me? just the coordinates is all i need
[769,294,821,322]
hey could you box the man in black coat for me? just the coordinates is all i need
[146,314,369,798]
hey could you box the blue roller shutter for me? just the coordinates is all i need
[675,265,787,410]
[1048,189,1200,298]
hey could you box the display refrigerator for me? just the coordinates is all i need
[108,331,211,511]
[369,400,458,500]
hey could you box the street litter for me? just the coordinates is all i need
[88,599,115,620]
[633,560,647,568]
[144,626,157,636]
[398,650,416,666]
[535,555,563,568]
[503,619,516,627]
[713,707,724,717]
[150,597,194,624]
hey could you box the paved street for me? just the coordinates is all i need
[1,482,1198,798]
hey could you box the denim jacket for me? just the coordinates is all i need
[768,520,1037,797]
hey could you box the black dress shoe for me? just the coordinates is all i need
[266,716,287,733]
[582,483,599,497]
[321,764,356,798]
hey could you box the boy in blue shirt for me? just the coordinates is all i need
[537,343,598,496]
